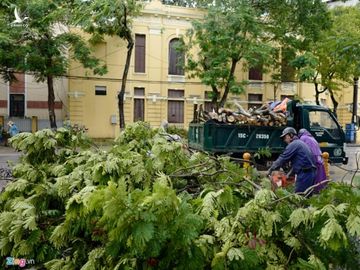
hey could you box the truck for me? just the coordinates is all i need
[188,100,348,167]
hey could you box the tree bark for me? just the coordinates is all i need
[219,58,237,108]
[328,88,338,117]
[118,32,134,130]
[273,83,278,101]
[314,82,320,105]
[47,75,57,128]
[211,85,219,111]
[313,79,327,106]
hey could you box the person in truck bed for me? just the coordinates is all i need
[266,127,316,195]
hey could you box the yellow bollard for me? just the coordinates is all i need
[243,152,251,173]
[322,152,330,179]
[31,116,38,133]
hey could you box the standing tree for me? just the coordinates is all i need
[181,1,273,109]
[74,0,142,130]
[181,0,330,109]
[292,6,360,116]
[0,1,27,82]
[0,0,106,128]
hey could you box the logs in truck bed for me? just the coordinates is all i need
[193,102,287,127]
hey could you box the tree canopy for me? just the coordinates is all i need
[73,0,143,129]
[181,0,331,109]
[292,5,360,115]
[0,0,106,128]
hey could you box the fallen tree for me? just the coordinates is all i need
[0,122,359,269]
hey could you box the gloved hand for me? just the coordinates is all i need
[265,169,272,177]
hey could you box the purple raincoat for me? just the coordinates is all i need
[298,129,327,192]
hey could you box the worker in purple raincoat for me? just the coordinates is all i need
[298,128,327,193]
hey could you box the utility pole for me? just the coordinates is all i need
[353,77,359,124]
[352,77,359,142]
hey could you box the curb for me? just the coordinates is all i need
[345,144,360,147]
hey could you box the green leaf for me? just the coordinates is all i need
[211,251,226,270]
[227,247,244,261]
[346,214,360,237]
[132,222,154,249]
[23,216,37,231]
[308,255,327,270]
[319,218,347,250]
[289,208,314,228]
[254,189,276,207]
[284,237,301,250]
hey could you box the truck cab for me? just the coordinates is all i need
[289,101,348,164]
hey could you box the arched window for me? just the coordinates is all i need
[168,38,184,75]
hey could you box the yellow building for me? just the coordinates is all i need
[68,0,332,139]
[334,83,358,138]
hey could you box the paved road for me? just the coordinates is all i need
[0,146,21,191]
[0,146,20,163]
[330,144,360,184]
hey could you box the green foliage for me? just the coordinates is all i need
[165,125,188,139]
[1,123,360,269]
[0,0,107,127]
[0,0,106,80]
[181,0,330,108]
[73,0,143,128]
[292,6,360,110]
[182,0,273,108]
[253,147,272,160]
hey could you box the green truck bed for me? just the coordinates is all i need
[188,120,286,156]
[188,101,348,165]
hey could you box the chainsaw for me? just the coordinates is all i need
[269,170,295,190]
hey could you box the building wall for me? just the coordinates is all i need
[335,82,359,139]
[0,80,7,116]
[68,0,333,138]
[68,1,209,138]
[25,75,68,120]
[0,74,68,125]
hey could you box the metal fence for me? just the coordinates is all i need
[3,118,63,133]
[5,118,31,132]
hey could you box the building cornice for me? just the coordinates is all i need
[141,0,205,21]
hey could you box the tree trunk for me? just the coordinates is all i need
[118,34,134,130]
[273,83,278,101]
[47,75,57,128]
[219,59,237,108]
[314,82,320,105]
[211,85,219,111]
[328,88,338,117]
[313,76,326,106]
